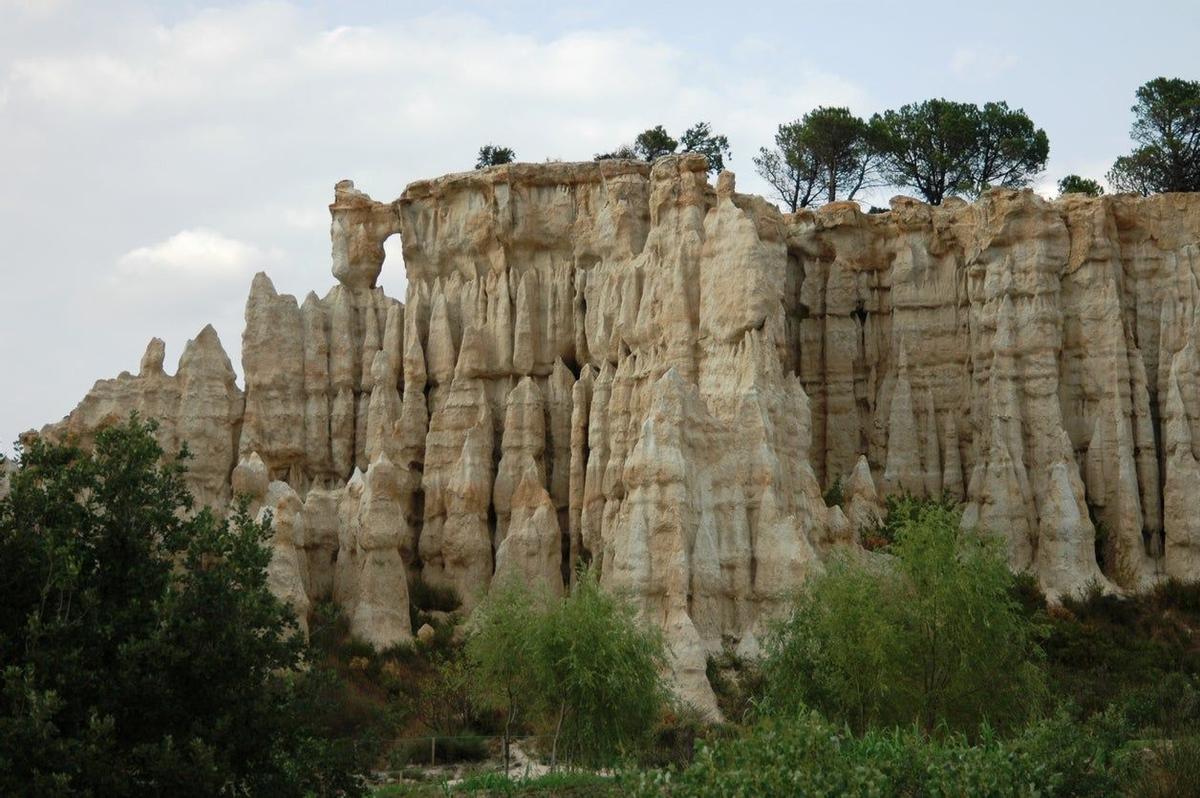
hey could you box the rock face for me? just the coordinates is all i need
[33,158,1200,711]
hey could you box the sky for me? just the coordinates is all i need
[2,0,1198,452]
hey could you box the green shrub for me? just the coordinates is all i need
[822,477,844,508]
[539,569,668,767]
[762,500,1047,735]
[1136,735,1200,798]
[627,709,1137,797]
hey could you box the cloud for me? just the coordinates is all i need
[949,45,1018,80]
[0,1,871,449]
[114,228,280,282]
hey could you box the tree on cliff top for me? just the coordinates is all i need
[606,122,730,175]
[0,417,361,797]
[1108,77,1200,195]
[633,125,678,162]
[871,99,1049,204]
[476,144,516,168]
[1059,174,1105,197]
[754,120,823,212]
[755,108,882,211]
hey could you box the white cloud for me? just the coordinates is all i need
[0,1,870,448]
[114,228,280,282]
[950,45,1018,80]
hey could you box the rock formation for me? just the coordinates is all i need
[32,157,1200,713]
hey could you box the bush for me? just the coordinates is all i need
[537,568,669,767]
[762,499,1047,735]
[628,709,1136,797]
[1137,735,1200,798]
[0,417,364,796]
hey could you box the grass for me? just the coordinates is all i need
[372,771,618,797]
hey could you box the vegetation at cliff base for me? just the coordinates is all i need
[0,417,363,797]
[760,501,1047,735]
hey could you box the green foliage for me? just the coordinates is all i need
[624,123,730,175]
[1137,735,1200,798]
[678,121,731,174]
[762,500,1047,735]
[629,709,1136,798]
[821,476,844,508]
[466,578,547,772]
[799,106,882,204]
[476,144,516,168]
[535,568,668,767]
[594,143,639,160]
[1108,77,1200,194]
[0,416,362,796]
[871,98,1049,204]
[385,770,617,796]
[1058,174,1105,196]
[1047,578,1200,722]
[753,108,879,211]
[633,125,678,162]
[753,120,821,212]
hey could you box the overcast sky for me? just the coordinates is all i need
[2,0,1198,452]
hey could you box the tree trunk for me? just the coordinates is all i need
[550,700,566,772]
[430,735,436,767]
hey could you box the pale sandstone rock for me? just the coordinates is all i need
[351,455,413,649]
[259,481,312,637]
[493,459,565,597]
[37,165,1200,698]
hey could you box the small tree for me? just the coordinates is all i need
[754,120,822,212]
[679,121,731,174]
[595,144,639,160]
[622,123,731,175]
[1058,174,1105,197]
[762,501,1047,736]
[465,578,545,774]
[633,125,678,162]
[536,569,667,768]
[1107,77,1200,195]
[476,144,516,169]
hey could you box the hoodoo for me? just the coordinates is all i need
[34,156,1200,713]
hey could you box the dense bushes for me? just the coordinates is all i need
[630,498,1200,796]
[0,418,363,796]
[762,500,1046,735]
[629,709,1136,798]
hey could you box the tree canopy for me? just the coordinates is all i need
[633,125,678,162]
[871,99,1048,204]
[678,121,731,174]
[1108,77,1200,195]
[1058,174,1105,197]
[618,122,730,175]
[761,500,1047,736]
[466,569,667,769]
[0,417,360,797]
[476,144,516,168]
[753,120,822,212]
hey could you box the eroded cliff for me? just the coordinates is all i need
[35,156,1200,713]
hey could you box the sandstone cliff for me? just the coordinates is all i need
[34,156,1200,714]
